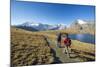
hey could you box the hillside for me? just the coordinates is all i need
[11,27,95,66]
[11,27,55,66]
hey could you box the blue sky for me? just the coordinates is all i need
[11,0,95,25]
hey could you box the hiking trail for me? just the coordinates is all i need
[46,37,85,63]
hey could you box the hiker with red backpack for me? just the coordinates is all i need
[62,33,72,57]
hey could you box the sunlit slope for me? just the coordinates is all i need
[11,27,95,66]
[11,27,54,66]
[32,30,95,61]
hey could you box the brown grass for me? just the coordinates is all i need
[11,27,95,66]
[11,28,54,66]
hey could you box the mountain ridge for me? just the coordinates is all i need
[13,19,95,32]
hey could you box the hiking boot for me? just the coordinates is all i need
[65,52,67,54]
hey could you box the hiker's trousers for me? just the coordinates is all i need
[63,46,71,54]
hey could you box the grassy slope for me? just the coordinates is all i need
[46,36,95,62]
[32,29,95,62]
[11,27,95,65]
[33,29,95,54]
[36,28,95,35]
[11,27,54,66]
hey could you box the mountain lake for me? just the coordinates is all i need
[69,34,95,44]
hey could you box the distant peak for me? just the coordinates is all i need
[77,19,87,24]
[21,22,40,26]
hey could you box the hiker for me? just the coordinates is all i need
[57,33,61,48]
[63,33,71,57]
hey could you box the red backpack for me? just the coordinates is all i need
[64,38,71,46]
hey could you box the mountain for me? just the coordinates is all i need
[14,19,95,33]
[76,19,87,24]
[69,19,95,33]
[15,22,67,31]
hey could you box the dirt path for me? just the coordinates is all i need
[46,38,85,63]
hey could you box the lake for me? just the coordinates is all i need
[69,34,95,44]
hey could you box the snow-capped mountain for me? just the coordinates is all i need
[21,22,40,27]
[16,22,67,31]
[69,19,95,30]
[76,19,87,24]
[14,19,94,31]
